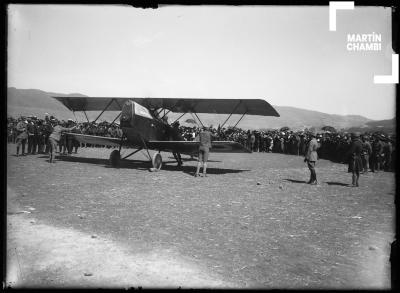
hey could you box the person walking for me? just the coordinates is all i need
[194,126,212,177]
[304,132,319,184]
[347,132,363,187]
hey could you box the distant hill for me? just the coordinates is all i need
[346,118,396,134]
[7,87,378,130]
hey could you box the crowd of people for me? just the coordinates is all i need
[179,125,395,172]
[7,114,395,172]
[7,114,123,156]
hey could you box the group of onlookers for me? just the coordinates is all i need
[178,125,395,172]
[7,115,395,172]
[7,115,123,156]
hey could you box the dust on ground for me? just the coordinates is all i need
[6,144,395,289]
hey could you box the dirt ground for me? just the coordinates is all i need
[6,144,395,289]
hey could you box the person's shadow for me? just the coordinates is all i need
[325,181,350,187]
[283,179,308,184]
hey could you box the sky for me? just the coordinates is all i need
[7,4,396,120]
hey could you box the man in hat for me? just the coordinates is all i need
[304,131,319,184]
[48,120,77,163]
[195,126,213,177]
[371,135,384,172]
[347,132,363,187]
[361,135,372,173]
[26,117,36,154]
[65,119,76,154]
[15,118,28,156]
[382,136,393,171]
[42,119,53,153]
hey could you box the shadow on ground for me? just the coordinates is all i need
[283,179,308,184]
[167,156,222,163]
[50,155,249,175]
[325,181,349,186]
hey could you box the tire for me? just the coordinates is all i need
[152,153,162,170]
[109,150,121,167]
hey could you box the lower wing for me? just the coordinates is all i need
[147,140,251,154]
[65,133,127,148]
[65,134,250,154]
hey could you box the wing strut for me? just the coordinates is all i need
[161,109,171,120]
[233,110,248,128]
[83,111,90,123]
[220,100,242,128]
[72,111,78,123]
[172,113,186,124]
[121,147,143,160]
[139,135,152,161]
[110,112,121,126]
[93,98,118,123]
[193,112,204,128]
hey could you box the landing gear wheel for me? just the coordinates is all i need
[109,150,121,167]
[151,153,162,171]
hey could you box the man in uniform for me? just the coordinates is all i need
[65,119,76,154]
[31,116,40,154]
[371,135,384,172]
[15,118,28,156]
[195,126,212,177]
[361,135,372,173]
[42,119,53,154]
[383,136,393,171]
[48,120,77,163]
[36,119,45,154]
[26,117,36,154]
[304,132,319,185]
[347,132,363,187]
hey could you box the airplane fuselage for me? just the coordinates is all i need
[120,100,171,147]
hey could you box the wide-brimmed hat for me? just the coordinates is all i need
[351,132,360,138]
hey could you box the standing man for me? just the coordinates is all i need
[195,126,212,177]
[304,132,319,185]
[48,121,77,163]
[26,117,35,154]
[42,119,53,154]
[36,120,45,154]
[65,119,75,154]
[371,136,383,172]
[31,117,40,154]
[383,136,393,171]
[361,135,372,173]
[15,118,28,156]
[250,131,256,152]
[347,132,363,187]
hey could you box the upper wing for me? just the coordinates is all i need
[147,140,251,154]
[66,133,127,148]
[52,97,279,116]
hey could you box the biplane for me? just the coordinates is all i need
[53,97,280,170]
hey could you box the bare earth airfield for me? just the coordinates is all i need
[6,144,394,289]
